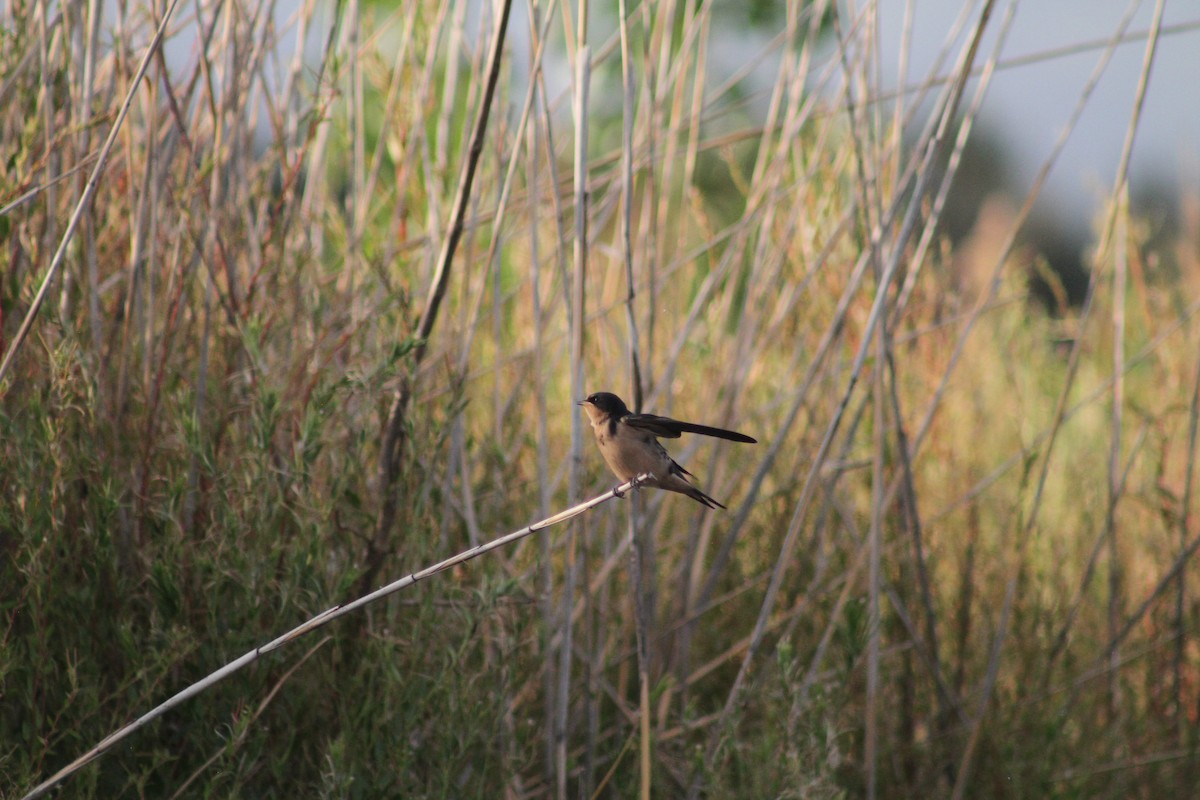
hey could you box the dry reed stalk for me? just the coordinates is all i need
[10,0,1200,795]
[616,2,651,797]
[558,0,591,793]
[20,480,643,800]
[1105,0,1166,715]
[952,3,1167,792]
[366,0,514,594]
[0,0,185,389]
[1177,284,1200,781]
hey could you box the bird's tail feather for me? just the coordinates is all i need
[683,485,726,510]
[670,459,695,480]
[664,465,726,509]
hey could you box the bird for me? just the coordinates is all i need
[578,391,756,509]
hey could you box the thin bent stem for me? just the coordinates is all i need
[21,481,643,800]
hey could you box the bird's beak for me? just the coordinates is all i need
[576,400,587,406]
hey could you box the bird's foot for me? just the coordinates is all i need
[614,474,653,499]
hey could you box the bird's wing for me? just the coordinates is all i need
[623,413,757,444]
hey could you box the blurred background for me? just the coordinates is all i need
[5,0,1200,798]
[875,0,1199,305]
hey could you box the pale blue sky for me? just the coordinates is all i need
[874,0,1200,227]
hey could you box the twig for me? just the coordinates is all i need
[20,480,643,800]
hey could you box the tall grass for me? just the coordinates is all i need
[4,0,1200,796]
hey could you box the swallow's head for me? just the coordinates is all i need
[578,391,629,422]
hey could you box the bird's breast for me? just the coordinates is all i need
[596,424,671,482]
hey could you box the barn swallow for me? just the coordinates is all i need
[578,391,756,509]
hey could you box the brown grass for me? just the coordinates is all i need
[4,0,1200,797]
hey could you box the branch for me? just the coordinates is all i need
[21,479,642,800]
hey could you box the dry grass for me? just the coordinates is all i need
[4,0,1200,797]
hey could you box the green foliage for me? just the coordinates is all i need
[5,0,1200,797]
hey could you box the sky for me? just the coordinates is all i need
[221,0,1199,238]
[871,0,1200,230]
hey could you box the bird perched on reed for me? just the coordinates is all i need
[578,391,756,509]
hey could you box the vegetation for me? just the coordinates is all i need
[2,0,1198,797]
